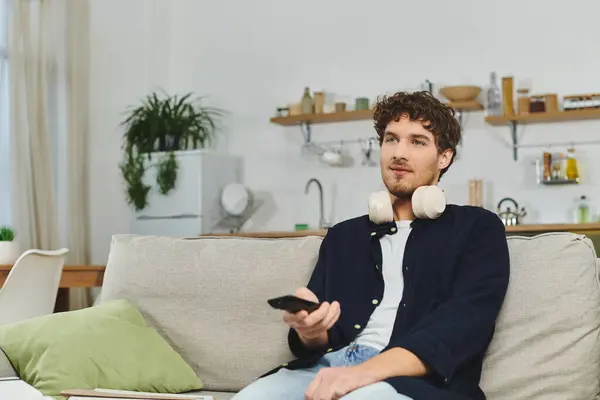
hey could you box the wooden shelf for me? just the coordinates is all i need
[485,108,600,161]
[448,100,484,111]
[270,100,483,127]
[539,178,580,186]
[505,223,600,233]
[485,108,600,126]
[270,110,373,126]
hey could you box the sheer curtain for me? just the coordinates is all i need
[8,0,59,251]
[0,0,9,227]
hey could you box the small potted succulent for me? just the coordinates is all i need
[0,226,19,264]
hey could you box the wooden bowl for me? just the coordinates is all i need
[439,86,481,102]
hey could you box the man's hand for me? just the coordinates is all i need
[283,287,340,347]
[304,366,376,400]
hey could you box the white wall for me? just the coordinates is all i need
[89,0,600,263]
[88,0,172,263]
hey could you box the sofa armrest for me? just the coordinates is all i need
[0,348,16,379]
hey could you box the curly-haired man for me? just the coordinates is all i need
[233,91,510,400]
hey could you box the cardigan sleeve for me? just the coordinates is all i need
[288,230,345,359]
[383,212,510,383]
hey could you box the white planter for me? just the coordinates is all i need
[0,241,20,264]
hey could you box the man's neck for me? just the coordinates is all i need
[391,196,415,221]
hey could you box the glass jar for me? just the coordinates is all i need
[566,148,579,181]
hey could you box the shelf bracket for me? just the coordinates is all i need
[301,121,312,144]
[510,121,518,161]
[456,110,464,129]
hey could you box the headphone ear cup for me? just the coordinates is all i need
[368,191,394,224]
[412,186,446,219]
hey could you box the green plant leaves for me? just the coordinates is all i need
[119,153,151,211]
[119,91,224,211]
[156,152,178,195]
[0,226,15,241]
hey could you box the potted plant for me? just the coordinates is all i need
[119,91,225,211]
[0,226,19,264]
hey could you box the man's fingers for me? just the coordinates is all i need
[302,302,329,327]
[283,310,308,329]
[320,301,340,331]
[282,298,341,341]
[305,371,324,400]
[299,301,340,336]
[283,310,308,323]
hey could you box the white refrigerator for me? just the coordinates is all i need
[131,150,243,237]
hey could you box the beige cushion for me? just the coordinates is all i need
[100,234,321,392]
[481,233,600,399]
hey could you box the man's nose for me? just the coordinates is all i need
[392,138,410,160]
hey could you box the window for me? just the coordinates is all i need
[0,0,9,227]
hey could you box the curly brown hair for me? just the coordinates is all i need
[373,91,461,180]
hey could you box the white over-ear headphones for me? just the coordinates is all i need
[368,186,446,224]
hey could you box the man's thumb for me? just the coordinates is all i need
[295,287,318,302]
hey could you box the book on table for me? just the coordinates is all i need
[60,388,213,400]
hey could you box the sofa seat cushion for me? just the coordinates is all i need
[187,390,235,400]
[480,233,600,399]
[100,234,322,392]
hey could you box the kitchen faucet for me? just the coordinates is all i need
[305,178,328,229]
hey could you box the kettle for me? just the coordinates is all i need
[497,197,527,226]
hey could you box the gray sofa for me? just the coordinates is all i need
[3,231,600,399]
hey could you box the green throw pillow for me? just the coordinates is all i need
[0,299,203,398]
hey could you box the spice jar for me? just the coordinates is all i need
[543,152,551,181]
[529,95,546,113]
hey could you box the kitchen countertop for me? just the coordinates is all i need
[505,222,600,233]
[206,223,600,238]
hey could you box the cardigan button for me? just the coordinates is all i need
[327,348,333,352]
[354,324,361,329]
[372,299,379,305]
[390,227,397,232]
[371,232,376,236]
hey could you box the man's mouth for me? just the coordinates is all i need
[389,164,412,179]
[390,165,412,173]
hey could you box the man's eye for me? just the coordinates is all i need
[413,140,426,146]
[385,136,397,143]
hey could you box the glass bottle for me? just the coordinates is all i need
[575,195,590,223]
[486,72,502,116]
[301,87,313,115]
[565,147,579,181]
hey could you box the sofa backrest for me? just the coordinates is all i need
[481,233,600,400]
[100,234,321,392]
[100,232,600,398]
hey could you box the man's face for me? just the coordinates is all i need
[379,115,452,199]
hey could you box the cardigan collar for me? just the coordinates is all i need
[366,215,434,240]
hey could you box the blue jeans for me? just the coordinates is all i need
[232,343,413,400]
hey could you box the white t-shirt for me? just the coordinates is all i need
[354,220,411,351]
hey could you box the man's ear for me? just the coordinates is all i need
[438,149,453,170]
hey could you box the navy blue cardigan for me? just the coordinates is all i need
[265,204,510,400]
